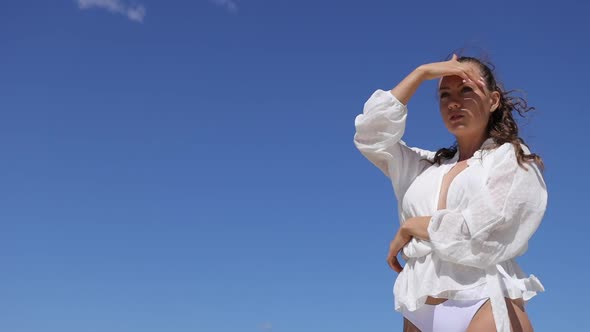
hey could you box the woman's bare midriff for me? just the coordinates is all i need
[425,296,449,305]
[425,296,525,311]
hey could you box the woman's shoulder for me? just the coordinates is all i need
[477,142,521,171]
[488,141,531,160]
[486,141,543,177]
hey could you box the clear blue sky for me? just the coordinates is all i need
[1,1,588,331]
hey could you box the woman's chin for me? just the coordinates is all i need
[446,124,469,135]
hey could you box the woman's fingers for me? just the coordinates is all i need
[456,69,472,82]
[387,254,403,273]
[387,229,411,273]
[387,244,404,273]
[462,64,487,90]
[454,66,486,90]
[422,55,488,87]
[467,67,485,89]
[443,57,485,89]
[467,67,480,85]
[386,255,395,270]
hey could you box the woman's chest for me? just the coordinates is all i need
[400,160,488,219]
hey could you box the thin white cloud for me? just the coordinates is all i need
[210,0,238,13]
[77,0,146,22]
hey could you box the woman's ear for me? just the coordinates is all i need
[490,90,501,112]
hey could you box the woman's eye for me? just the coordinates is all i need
[439,92,449,99]
[461,86,473,93]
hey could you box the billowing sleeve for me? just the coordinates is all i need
[427,142,547,268]
[353,89,435,199]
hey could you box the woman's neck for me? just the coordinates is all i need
[456,134,489,161]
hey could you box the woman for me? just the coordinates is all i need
[353,54,547,332]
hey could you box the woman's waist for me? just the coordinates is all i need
[398,258,539,303]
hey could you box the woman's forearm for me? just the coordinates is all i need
[401,216,431,241]
[389,67,427,105]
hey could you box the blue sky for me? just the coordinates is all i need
[1,1,589,331]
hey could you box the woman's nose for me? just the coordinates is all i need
[447,99,461,110]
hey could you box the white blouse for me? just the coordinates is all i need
[353,89,548,332]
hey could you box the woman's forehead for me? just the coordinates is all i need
[438,62,482,88]
[438,75,464,88]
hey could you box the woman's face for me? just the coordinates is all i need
[438,63,500,138]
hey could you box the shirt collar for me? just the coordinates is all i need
[451,137,497,163]
[479,137,497,150]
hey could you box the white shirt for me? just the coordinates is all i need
[353,89,547,332]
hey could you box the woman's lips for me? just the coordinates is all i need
[450,114,464,121]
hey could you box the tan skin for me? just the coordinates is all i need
[386,55,533,332]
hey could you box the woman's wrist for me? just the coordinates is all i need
[402,216,432,241]
[413,65,429,81]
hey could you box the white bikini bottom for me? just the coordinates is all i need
[401,298,489,332]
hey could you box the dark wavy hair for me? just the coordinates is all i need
[429,56,544,171]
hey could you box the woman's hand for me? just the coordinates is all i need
[390,54,484,105]
[386,227,412,273]
[416,54,485,88]
[386,216,433,273]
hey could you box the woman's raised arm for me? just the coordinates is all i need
[353,55,484,200]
